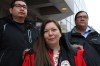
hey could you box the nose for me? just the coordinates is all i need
[81,17,85,20]
[80,17,85,21]
[48,31,53,35]
[20,7,24,10]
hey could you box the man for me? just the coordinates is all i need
[66,11,100,66]
[0,0,39,66]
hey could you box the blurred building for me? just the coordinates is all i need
[0,0,86,33]
[59,0,87,33]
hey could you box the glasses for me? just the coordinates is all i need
[14,4,27,9]
[76,16,88,19]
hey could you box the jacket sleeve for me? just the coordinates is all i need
[0,19,7,43]
[22,54,35,66]
[0,26,2,43]
[74,49,86,66]
[0,20,4,44]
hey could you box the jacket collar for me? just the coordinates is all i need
[71,26,98,34]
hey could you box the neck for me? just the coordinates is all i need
[52,44,60,53]
[13,16,25,23]
[76,26,87,34]
[53,44,60,66]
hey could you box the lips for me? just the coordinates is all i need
[18,12,25,15]
[48,38,55,41]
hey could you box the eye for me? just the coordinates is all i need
[22,5,27,9]
[44,30,48,33]
[14,4,27,9]
[52,29,57,31]
[83,16,88,19]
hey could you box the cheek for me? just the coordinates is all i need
[58,33,61,39]
[44,33,48,40]
[75,21,79,25]
[24,11,27,16]
[44,35,49,44]
[25,10,27,13]
[12,9,18,14]
[56,32,61,39]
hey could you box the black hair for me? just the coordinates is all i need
[75,11,88,21]
[10,0,27,8]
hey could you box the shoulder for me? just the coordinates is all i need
[24,53,35,60]
[0,15,12,25]
[23,50,35,66]
[24,48,35,56]
[0,17,7,25]
[76,49,85,55]
[74,49,87,66]
[23,48,35,60]
[0,17,8,31]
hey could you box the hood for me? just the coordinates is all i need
[1,15,36,29]
[71,26,99,34]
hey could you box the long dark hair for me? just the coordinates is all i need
[33,20,62,66]
[33,20,76,66]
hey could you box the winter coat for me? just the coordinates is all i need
[0,15,39,66]
[22,48,86,66]
[65,26,100,66]
[22,34,86,66]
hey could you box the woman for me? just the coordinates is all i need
[22,20,86,66]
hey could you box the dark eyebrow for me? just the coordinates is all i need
[14,4,26,6]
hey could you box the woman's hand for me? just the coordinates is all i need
[71,44,84,50]
[23,49,30,59]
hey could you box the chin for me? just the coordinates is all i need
[18,14,27,17]
[19,16,26,18]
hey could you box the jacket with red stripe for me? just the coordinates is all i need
[22,49,86,66]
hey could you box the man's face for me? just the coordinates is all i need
[75,12,88,28]
[9,1,27,18]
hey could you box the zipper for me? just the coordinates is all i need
[0,49,7,64]
[3,23,8,31]
[27,29,32,43]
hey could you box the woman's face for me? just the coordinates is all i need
[44,22,61,48]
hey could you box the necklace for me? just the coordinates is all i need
[53,51,60,66]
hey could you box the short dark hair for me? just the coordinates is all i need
[75,11,88,21]
[10,0,27,8]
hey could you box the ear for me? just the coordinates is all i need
[9,8,12,14]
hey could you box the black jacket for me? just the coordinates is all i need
[0,16,39,66]
[66,26,100,66]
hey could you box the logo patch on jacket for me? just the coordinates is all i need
[61,60,71,66]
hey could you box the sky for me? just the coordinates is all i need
[84,0,100,33]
